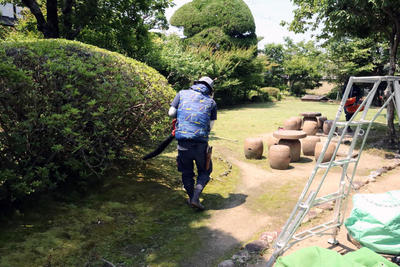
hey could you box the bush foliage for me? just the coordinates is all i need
[170,0,257,49]
[150,35,267,106]
[260,87,281,100]
[0,39,174,203]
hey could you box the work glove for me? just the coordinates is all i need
[172,119,177,137]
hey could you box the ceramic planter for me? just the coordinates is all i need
[244,137,264,159]
[278,139,301,162]
[314,142,336,163]
[302,120,318,135]
[317,116,327,129]
[266,134,279,150]
[323,120,336,135]
[302,136,321,156]
[269,145,291,169]
[284,117,301,130]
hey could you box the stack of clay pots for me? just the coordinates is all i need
[243,112,335,170]
[301,112,321,136]
[270,130,307,169]
[265,133,291,170]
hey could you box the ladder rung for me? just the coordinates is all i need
[335,120,371,126]
[312,192,343,207]
[318,158,357,168]
[293,221,340,241]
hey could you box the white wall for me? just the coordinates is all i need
[0,3,22,18]
[0,3,13,17]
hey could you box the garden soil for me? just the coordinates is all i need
[183,133,400,266]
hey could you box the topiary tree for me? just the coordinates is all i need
[170,0,257,49]
[0,39,175,203]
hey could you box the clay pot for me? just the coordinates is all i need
[317,116,327,129]
[294,117,302,129]
[244,138,264,159]
[269,145,291,170]
[265,134,279,150]
[323,120,336,135]
[284,117,299,130]
[314,142,336,163]
[301,112,321,122]
[302,136,321,156]
[302,120,318,135]
[284,117,301,130]
[278,139,301,162]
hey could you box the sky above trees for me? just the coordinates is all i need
[165,0,317,48]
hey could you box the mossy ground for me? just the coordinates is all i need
[0,140,238,267]
[0,98,397,266]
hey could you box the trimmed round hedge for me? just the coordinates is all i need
[0,39,175,202]
[170,0,257,48]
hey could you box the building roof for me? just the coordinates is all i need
[0,15,16,26]
[301,94,329,102]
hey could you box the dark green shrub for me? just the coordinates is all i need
[260,87,281,100]
[326,86,341,100]
[170,0,257,49]
[249,89,270,102]
[0,39,174,202]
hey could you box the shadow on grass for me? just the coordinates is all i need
[297,157,314,163]
[179,227,242,267]
[219,101,277,111]
[208,134,240,143]
[0,150,241,267]
[355,123,400,153]
[203,193,247,210]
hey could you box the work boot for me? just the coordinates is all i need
[347,126,353,133]
[191,185,205,211]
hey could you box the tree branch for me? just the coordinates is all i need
[21,0,48,34]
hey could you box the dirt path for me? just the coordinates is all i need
[183,148,277,266]
[184,134,400,266]
[263,165,400,264]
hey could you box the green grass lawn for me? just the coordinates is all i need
[212,97,390,167]
[0,97,394,267]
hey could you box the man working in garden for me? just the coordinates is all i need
[168,76,217,211]
[343,78,363,133]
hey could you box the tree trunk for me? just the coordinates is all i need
[62,0,77,40]
[21,0,60,38]
[386,26,400,143]
[46,0,59,38]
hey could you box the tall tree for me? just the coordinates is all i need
[1,0,173,58]
[284,38,324,95]
[263,38,325,95]
[288,0,400,141]
[263,43,286,89]
[325,37,388,84]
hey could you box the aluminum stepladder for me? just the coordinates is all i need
[266,76,400,267]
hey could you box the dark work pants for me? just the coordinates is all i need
[177,142,212,199]
[345,109,353,121]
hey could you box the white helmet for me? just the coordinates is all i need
[194,76,214,91]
